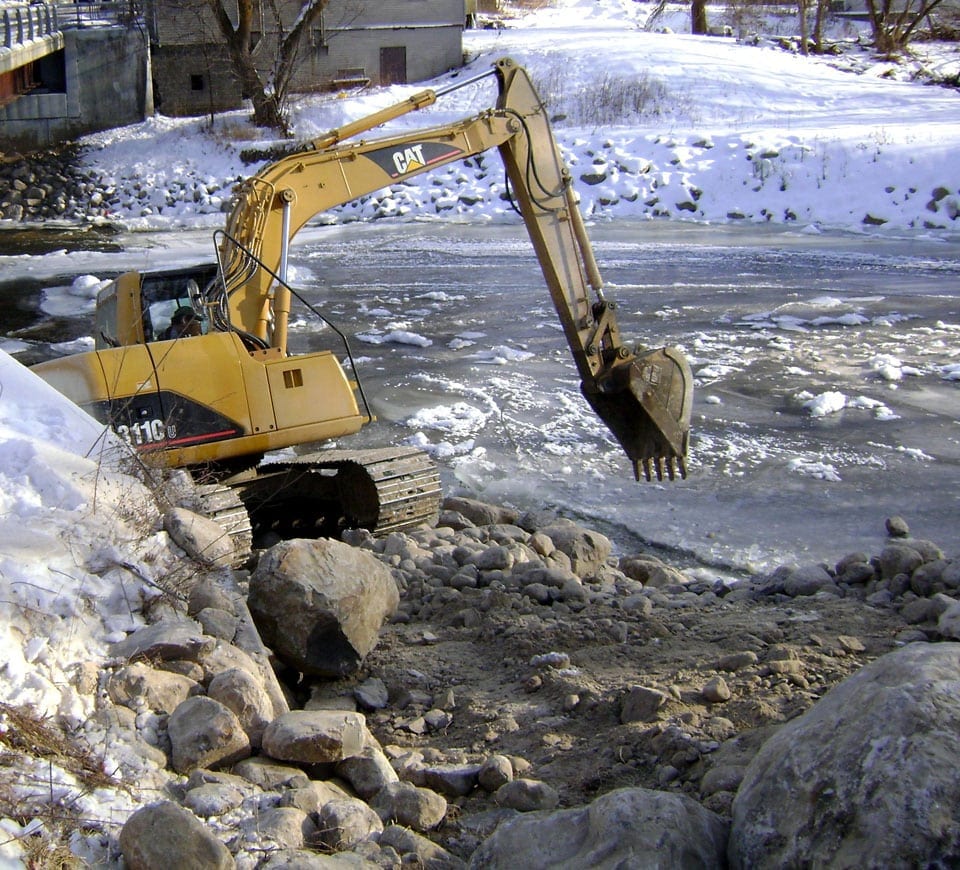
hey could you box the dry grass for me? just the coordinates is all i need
[20,838,83,870]
[0,703,122,869]
[0,704,116,793]
[532,65,675,128]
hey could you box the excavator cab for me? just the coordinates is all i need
[94,265,218,349]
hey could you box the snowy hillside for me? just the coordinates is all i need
[67,0,960,234]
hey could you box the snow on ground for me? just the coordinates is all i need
[68,0,960,234]
[0,351,188,865]
[1,0,960,863]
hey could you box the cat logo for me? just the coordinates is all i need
[393,145,426,175]
[366,141,465,178]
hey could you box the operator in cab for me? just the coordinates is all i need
[162,306,201,340]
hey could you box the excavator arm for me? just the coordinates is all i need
[490,61,693,481]
[216,58,693,481]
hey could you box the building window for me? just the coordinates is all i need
[190,74,205,92]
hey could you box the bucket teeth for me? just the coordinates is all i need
[637,455,681,483]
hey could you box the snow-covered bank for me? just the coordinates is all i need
[3,0,954,235]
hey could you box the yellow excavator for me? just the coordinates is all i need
[32,58,693,546]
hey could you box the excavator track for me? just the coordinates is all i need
[193,483,255,567]
[167,475,255,568]
[234,446,441,545]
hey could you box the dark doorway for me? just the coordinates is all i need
[380,46,407,85]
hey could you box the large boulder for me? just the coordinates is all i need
[539,519,612,578]
[262,710,367,765]
[248,538,399,677]
[469,787,727,869]
[167,696,252,774]
[729,642,960,868]
[119,800,234,869]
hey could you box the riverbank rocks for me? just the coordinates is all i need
[120,800,235,870]
[248,537,399,677]
[168,696,252,774]
[262,710,367,764]
[470,787,728,869]
[442,496,519,527]
[207,667,274,750]
[316,798,384,850]
[335,743,400,798]
[745,524,960,636]
[109,617,213,662]
[493,778,560,812]
[369,780,448,830]
[729,642,960,867]
[538,519,612,578]
[106,661,196,714]
[164,506,237,568]
[94,502,959,868]
[620,685,670,723]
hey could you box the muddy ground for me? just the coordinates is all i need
[303,518,913,858]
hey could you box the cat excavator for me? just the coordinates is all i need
[32,58,693,549]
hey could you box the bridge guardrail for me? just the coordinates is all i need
[1,4,60,49]
[1,1,141,49]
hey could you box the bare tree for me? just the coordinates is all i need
[691,0,708,34]
[811,0,830,53]
[865,0,945,54]
[204,0,330,132]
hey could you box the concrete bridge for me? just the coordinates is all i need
[0,2,151,152]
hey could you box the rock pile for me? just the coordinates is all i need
[0,146,233,222]
[4,138,959,230]
[97,492,960,868]
[0,146,100,222]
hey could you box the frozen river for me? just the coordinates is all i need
[2,220,959,574]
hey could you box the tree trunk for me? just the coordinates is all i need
[691,0,708,34]
[224,38,288,132]
[812,0,827,53]
[798,0,809,54]
[250,92,286,132]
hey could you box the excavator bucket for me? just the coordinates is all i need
[583,347,694,482]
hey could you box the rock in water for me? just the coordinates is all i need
[248,538,399,677]
[729,642,960,868]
